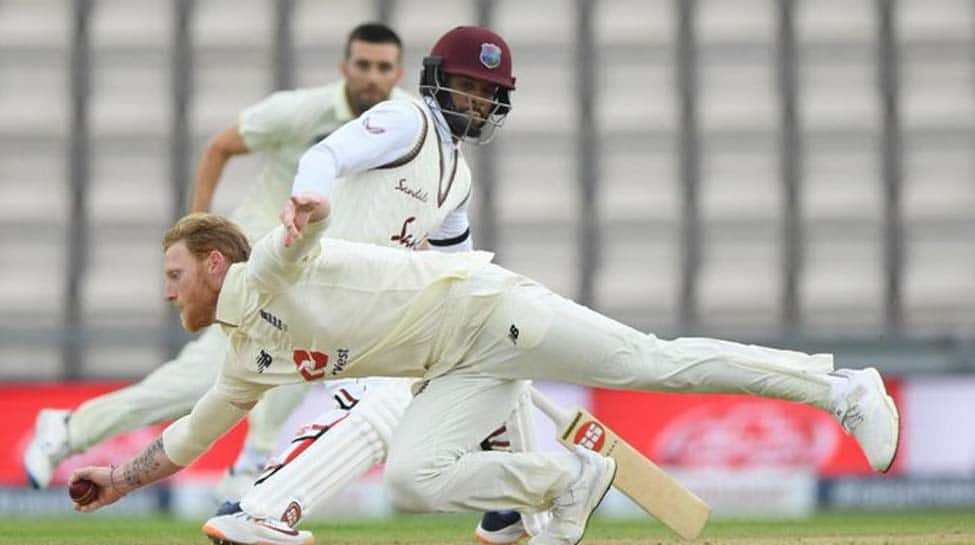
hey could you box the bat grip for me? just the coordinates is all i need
[529,387,572,427]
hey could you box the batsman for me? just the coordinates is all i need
[70,185,900,545]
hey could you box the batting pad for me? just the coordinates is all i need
[240,381,412,522]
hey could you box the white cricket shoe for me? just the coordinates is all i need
[23,409,72,489]
[475,511,528,544]
[529,446,616,545]
[829,367,900,473]
[202,512,313,545]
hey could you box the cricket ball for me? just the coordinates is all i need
[69,478,98,505]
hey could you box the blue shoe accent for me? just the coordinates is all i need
[479,510,522,531]
[215,500,243,517]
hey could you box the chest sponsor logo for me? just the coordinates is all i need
[331,348,350,376]
[260,309,288,331]
[256,349,273,373]
[390,216,426,250]
[292,349,328,381]
[394,178,429,203]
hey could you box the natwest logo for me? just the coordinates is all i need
[292,349,328,381]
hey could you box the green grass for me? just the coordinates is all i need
[0,510,972,545]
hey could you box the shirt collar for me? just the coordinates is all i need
[214,263,247,327]
[423,95,460,149]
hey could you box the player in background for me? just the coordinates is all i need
[26,23,537,545]
[71,192,901,545]
[191,21,412,502]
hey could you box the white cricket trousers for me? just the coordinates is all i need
[384,274,835,513]
[67,325,307,456]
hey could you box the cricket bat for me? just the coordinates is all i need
[530,388,710,540]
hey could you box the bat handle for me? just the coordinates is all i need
[529,387,572,428]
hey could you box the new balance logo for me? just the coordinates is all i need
[256,349,273,373]
[260,309,287,331]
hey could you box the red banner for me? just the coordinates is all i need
[2,382,246,486]
[1,377,907,488]
[592,377,904,476]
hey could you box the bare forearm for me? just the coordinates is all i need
[112,437,183,494]
[190,127,249,213]
[190,149,232,213]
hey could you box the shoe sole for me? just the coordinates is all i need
[473,528,529,545]
[573,457,618,545]
[203,522,247,545]
[202,522,314,545]
[864,367,900,473]
[202,523,235,545]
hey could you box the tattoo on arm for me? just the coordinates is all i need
[121,437,168,491]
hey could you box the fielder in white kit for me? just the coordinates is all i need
[70,191,900,545]
[24,23,410,492]
[32,23,541,544]
[202,25,547,544]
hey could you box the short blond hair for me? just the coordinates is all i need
[162,213,251,264]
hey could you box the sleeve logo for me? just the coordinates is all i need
[362,116,386,134]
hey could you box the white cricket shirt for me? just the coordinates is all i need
[230,81,413,241]
[162,222,513,465]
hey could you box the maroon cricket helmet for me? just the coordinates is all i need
[419,26,515,144]
[428,26,516,90]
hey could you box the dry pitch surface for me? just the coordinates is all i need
[0,510,972,545]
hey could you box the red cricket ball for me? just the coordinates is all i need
[69,478,98,505]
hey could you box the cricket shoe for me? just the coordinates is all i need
[215,501,243,517]
[475,510,528,544]
[529,446,616,545]
[829,367,900,473]
[23,409,72,489]
[202,512,313,545]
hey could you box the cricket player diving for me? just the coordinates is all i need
[31,24,542,545]
[70,186,900,545]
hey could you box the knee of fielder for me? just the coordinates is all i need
[384,451,451,512]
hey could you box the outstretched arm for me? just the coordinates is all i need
[69,437,180,512]
[280,191,331,247]
[247,191,332,292]
[190,126,250,213]
[70,385,255,512]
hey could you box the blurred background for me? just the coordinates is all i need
[1,0,973,522]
